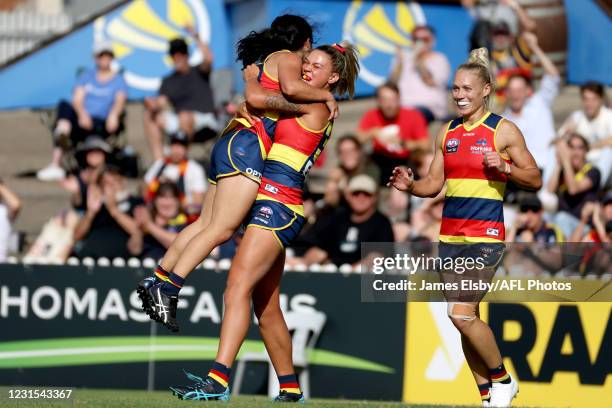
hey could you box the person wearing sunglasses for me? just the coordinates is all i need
[506,193,563,243]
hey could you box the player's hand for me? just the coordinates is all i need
[483,151,508,174]
[78,112,93,130]
[325,96,339,121]
[387,166,415,192]
[106,114,119,134]
[242,64,260,82]
[236,101,260,126]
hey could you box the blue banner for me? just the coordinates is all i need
[0,0,231,110]
[231,0,472,97]
[565,0,612,85]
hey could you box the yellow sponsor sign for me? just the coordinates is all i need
[403,302,611,407]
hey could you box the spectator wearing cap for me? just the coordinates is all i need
[60,136,111,212]
[0,180,21,262]
[143,132,207,218]
[357,82,429,186]
[37,40,128,181]
[389,25,450,123]
[297,174,394,266]
[134,182,189,260]
[72,165,143,259]
[324,134,380,208]
[547,134,601,239]
[503,33,560,185]
[506,194,564,243]
[143,27,219,161]
[558,81,612,185]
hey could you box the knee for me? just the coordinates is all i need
[223,279,252,307]
[207,223,235,244]
[252,295,280,323]
[178,112,194,132]
[447,302,477,332]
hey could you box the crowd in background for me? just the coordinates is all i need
[0,1,610,277]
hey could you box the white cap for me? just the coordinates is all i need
[347,174,378,194]
[93,40,114,56]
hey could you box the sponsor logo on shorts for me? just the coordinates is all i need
[486,228,499,237]
[245,168,262,179]
[264,183,278,194]
[235,146,247,157]
[258,206,273,219]
[445,138,459,153]
[254,217,269,225]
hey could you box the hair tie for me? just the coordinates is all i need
[332,43,345,54]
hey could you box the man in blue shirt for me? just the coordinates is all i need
[37,41,128,181]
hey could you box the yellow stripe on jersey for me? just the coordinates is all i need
[267,144,309,172]
[439,235,504,244]
[256,194,304,216]
[446,179,506,201]
[295,117,330,133]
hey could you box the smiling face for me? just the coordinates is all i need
[337,138,362,172]
[154,191,180,220]
[301,49,338,90]
[567,135,588,169]
[581,89,604,119]
[376,86,401,120]
[452,69,491,117]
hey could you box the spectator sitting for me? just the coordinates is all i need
[547,134,601,239]
[558,81,612,185]
[503,32,560,185]
[60,136,111,211]
[323,134,380,209]
[134,182,188,260]
[389,25,451,122]
[37,40,127,181]
[506,193,564,243]
[72,165,142,259]
[570,195,612,243]
[295,174,394,266]
[0,180,21,262]
[144,30,219,161]
[357,82,429,185]
[143,132,207,218]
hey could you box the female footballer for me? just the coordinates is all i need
[170,42,359,402]
[389,48,541,407]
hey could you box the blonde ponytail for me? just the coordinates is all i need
[459,47,495,107]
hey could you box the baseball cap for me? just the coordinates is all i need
[93,40,114,56]
[169,38,189,56]
[77,136,111,154]
[347,174,377,195]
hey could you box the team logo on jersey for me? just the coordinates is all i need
[342,1,426,87]
[94,0,211,91]
[258,206,273,219]
[445,138,460,153]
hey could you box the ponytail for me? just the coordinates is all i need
[316,40,360,99]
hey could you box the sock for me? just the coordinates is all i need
[159,272,184,296]
[278,374,301,395]
[489,363,511,384]
[207,361,230,392]
[153,264,170,283]
[478,382,492,402]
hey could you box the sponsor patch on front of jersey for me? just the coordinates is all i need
[264,183,278,194]
[486,228,499,237]
[470,139,493,154]
[446,138,460,153]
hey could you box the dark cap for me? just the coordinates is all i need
[169,131,189,146]
[492,21,511,35]
[169,38,188,56]
[518,193,542,212]
[77,136,111,154]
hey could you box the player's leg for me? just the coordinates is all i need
[252,251,304,402]
[178,111,195,138]
[460,305,492,406]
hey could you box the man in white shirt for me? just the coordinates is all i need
[558,81,612,185]
[0,181,21,262]
[503,32,559,184]
[143,132,207,216]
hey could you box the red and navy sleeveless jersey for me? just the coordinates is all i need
[440,112,510,243]
[223,50,291,157]
[257,117,333,216]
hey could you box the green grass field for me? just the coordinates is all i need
[0,387,470,408]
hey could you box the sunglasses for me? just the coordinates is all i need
[520,205,541,213]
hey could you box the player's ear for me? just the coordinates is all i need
[328,72,339,86]
[482,82,491,98]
